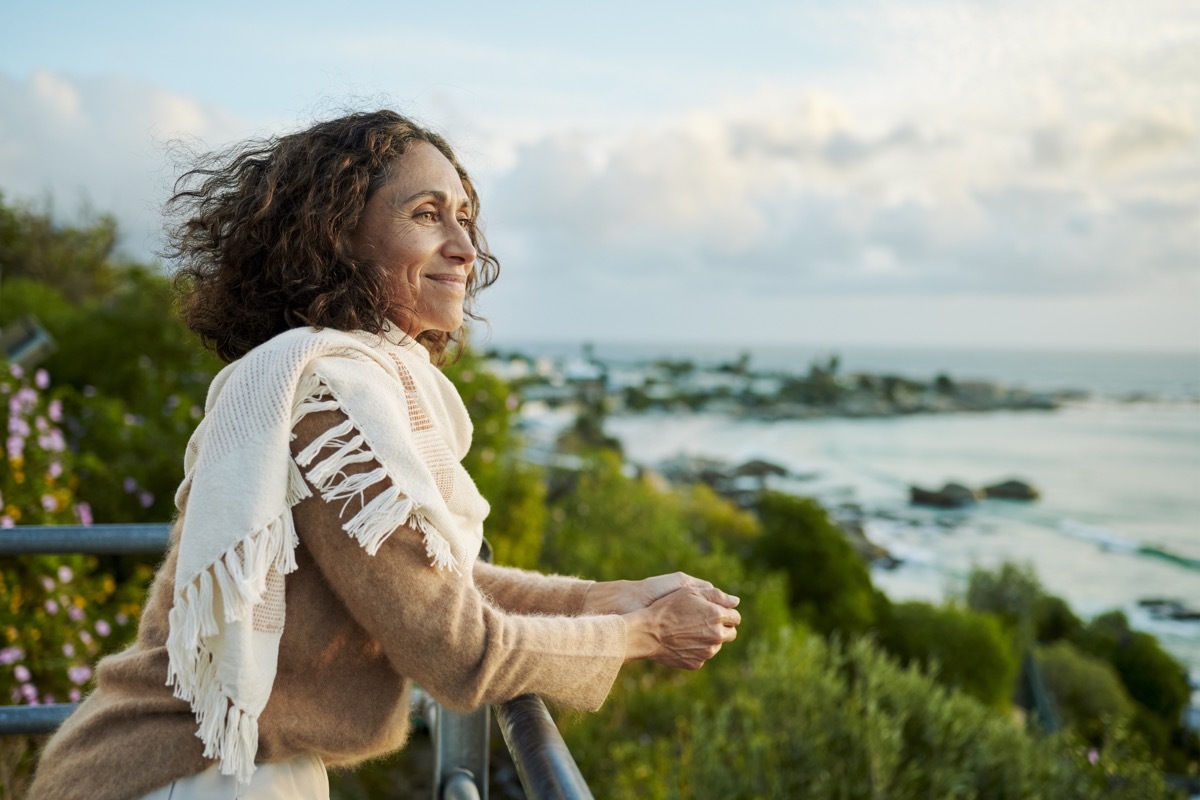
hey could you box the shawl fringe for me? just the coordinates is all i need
[292,375,459,571]
[165,508,297,783]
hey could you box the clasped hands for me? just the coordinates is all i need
[582,572,741,670]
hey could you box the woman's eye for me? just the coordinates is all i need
[415,210,438,221]
[457,217,473,229]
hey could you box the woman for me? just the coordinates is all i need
[28,110,741,800]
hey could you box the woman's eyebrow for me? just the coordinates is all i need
[394,190,473,214]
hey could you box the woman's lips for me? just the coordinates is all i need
[426,274,466,287]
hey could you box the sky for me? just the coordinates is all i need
[2,0,1198,351]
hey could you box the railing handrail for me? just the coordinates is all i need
[0,523,171,555]
[496,694,595,800]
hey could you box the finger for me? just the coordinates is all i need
[720,607,742,628]
[699,586,740,608]
[680,573,714,590]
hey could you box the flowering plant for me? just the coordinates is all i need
[0,362,148,789]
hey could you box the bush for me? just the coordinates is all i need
[1074,612,1191,734]
[1036,641,1135,745]
[752,492,875,636]
[569,630,1173,800]
[0,363,149,795]
[876,601,1018,709]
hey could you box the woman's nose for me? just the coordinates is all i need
[445,221,477,264]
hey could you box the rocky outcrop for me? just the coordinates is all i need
[910,482,979,508]
[983,479,1040,500]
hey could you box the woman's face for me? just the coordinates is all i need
[350,141,477,338]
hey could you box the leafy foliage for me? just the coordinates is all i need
[876,600,1018,709]
[568,631,1173,800]
[752,491,876,636]
[1036,640,1135,745]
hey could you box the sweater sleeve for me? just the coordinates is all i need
[472,561,595,616]
[291,410,626,713]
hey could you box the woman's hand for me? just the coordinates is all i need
[622,586,741,670]
[583,572,731,615]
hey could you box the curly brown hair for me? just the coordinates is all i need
[166,110,499,363]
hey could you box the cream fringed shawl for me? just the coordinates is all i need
[166,326,489,784]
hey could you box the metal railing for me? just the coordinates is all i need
[1,524,593,799]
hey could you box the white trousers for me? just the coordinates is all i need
[138,755,329,800]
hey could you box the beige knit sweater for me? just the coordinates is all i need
[27,407,627,800]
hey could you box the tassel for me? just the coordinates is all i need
[295,418,356,467]
[342,485,411,555]
[286,456,312,505]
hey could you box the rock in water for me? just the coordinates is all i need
[983,479,1040,501]
[909,482,979,508]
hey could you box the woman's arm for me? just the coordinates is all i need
[472,561,594,616]
[473,562,740,619]
[292,409,740,709]
[292,409,625,711]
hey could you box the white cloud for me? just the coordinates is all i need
[0,71,247,258]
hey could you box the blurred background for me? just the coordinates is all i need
[2,1,1198,798]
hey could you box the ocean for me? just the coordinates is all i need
[501,341,1200,678]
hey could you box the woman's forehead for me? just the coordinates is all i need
[381,142,470,205]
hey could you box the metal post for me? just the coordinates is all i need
[433,703,489,800]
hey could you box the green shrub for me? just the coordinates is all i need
[568,631,1172,800]
[1073,612,1190,736]
[877,601,1018,709]
[752,492,875,636]
[1036,641,1135,744]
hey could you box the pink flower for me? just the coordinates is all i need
[41,494,58,512]
[95,620,111,637]
[42,693,55,704]
[44,599,59,614]
[79,631,92,645]
[123,477,137,493]
[0,516,14,529]
[34,369,49,389]
[38,430,65,452]
[9,364,23,379]
[138,491,155,509]
[68,606,85,622]
[40,576,55,592]
[68,688,81,702]
[0,647,24,664]
[48,461,63,479]
[14,665,31,682]
[76,503,93,527]
[8,417,30,437]
[57,565,73,583]
[48,399,62,422]
[62,643,75,658]
[115,613,128,625]
[68,665,91,685]
[6,435,24,460]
